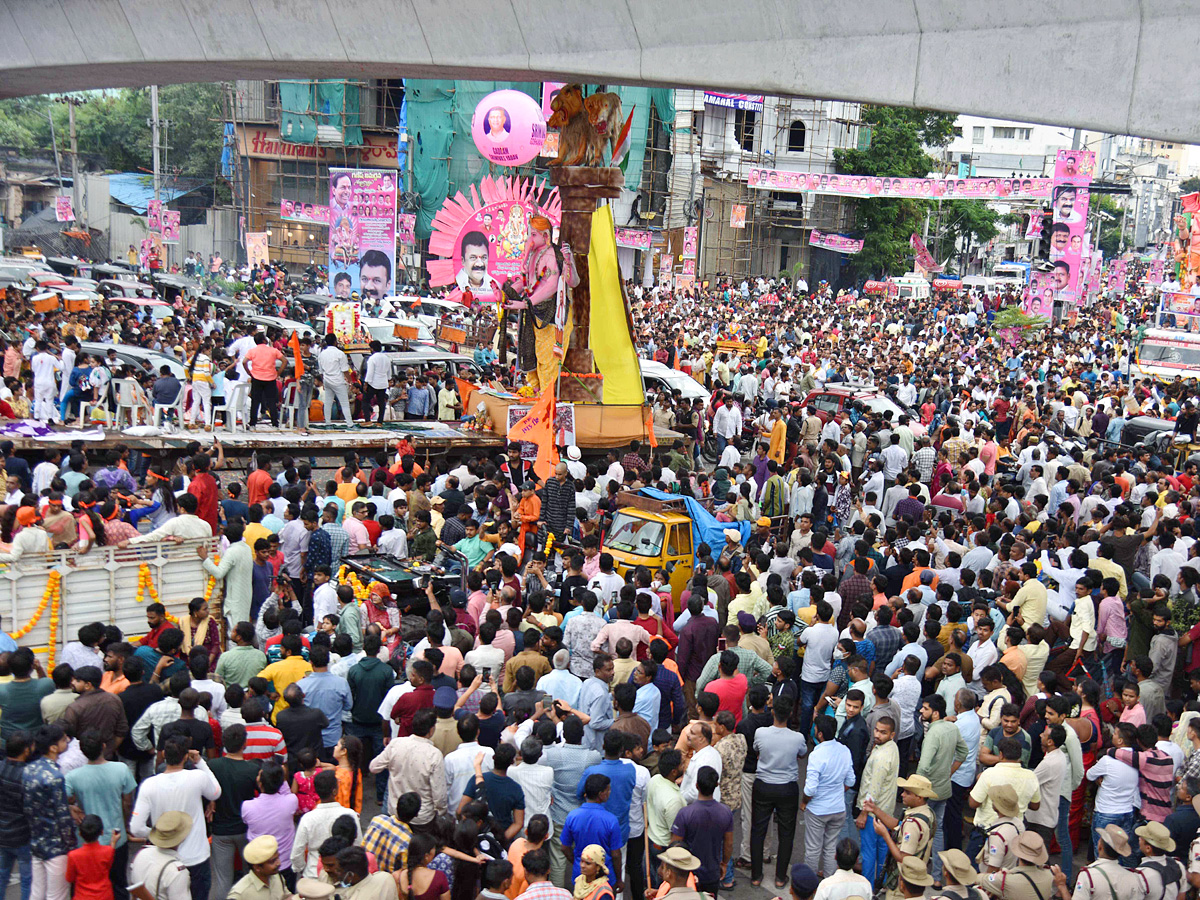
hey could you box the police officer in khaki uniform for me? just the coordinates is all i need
[1052,825,1146,900]
[978,785,1026,874]
[128,811,192,900]
[1135,822,1186,900]
[296,879,336,900]
[869,775,938,900]
[229,836,289,900]
[936,849,987,900]
[979,832,1054,900]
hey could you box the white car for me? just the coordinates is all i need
[640,359,711,404]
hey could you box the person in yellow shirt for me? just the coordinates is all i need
[242,504,272,549]
[258,636,313,718]
[1002,563,1048,632]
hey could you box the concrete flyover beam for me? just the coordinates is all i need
[0,0,1194,142]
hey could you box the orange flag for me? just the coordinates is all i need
[508,386,559,481]
[645,406,658,449]
[455,377,480,417]
[289,330,304,378]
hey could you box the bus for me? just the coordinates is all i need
[993,262,1031,290]
[1135,328,1200,381]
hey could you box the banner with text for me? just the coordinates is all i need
[147,199,161,233]
[809,230,863,254]
[614,227,653,251]
[1048,149,1095,305]
[397,213,417,245]
[280,200,330,225]
[328,168,398,303]
[748,167,1053,199]
[54,196,74,222]
[703,92,764,112]
[910,233,941,272]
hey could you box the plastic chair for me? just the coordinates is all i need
[112,379,142,428]
[78,391,110,427]
[222,381,251,432]
[153,389,187,431]
[280,383,301,429]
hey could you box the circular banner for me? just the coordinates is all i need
[472,89,546,167]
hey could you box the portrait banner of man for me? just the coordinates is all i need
[327,168,397,301]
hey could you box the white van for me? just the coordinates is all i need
[1136,328,1200,381]
[889,274,931,302]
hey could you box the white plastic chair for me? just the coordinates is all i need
[222,381,251,432]
[280,383,301,429]
[112,379,142,428]
[78,391,109,427]
[153,388,187,431]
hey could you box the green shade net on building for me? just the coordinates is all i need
[407,80,544,239]
[613,86,675,192]
[279,80,363,147]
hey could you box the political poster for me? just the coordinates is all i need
[246,232,269,267]
[54,196,74,222]
[614,228,653,250]
[1146,259,1165,285]
[1048,149,1095,305]
[809,230,863,254]
[542,82,567,120]
[397,213,417,245]
[328,168,398,304]
[682,226,698,259]
[280,200,330,225]
[161,210,181,243]
[147,199,161,233]
[681,259,696,277]
[659,254,674,288]
[730,204,746,229]
[507,401,576,459]
[910,233,941,272]
[747,167,1053,200]
[1024,271,1057,317]
[425,175,562,305]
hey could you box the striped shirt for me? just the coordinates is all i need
[242,723,287,760]
[321,522,350,571]
[1112,746,1175,823]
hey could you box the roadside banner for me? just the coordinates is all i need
[809,230,863,254]
[1046,149,1095,306]
[328,168,398,303]
[54,196,74,222]
[614,227,653,250]
[246,232,269,267]
[748,167,1053,199]
[161,210,181,243]
[682,226,698,259]
[280,200,330,225]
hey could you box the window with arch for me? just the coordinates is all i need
[787,120,807,153]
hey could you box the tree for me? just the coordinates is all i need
[940,199,999,269]
[0,85,224,180]
[833,106,958,277]
[1181,177,1200,195]
[1091,193,1124,257]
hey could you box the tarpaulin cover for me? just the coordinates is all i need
[280,80,363,148]
[638,487,750,553]
[612,86,675,192]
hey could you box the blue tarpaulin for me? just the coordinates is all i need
[637,487,749,555]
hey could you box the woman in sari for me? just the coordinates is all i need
[181,596,221,671]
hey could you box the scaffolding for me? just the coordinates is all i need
[221,78,406,271]
[672,92,861,283]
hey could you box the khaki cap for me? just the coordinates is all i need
[938,849,978,885]
[657,846,701,872]
[244,835,279,865]
[895,774,937,799]
[1136,821,1176,852]
[899,856,933,887]
[1095,824,1132,858]
[148,811,192,849]
[1013,831,1049,866]
[988,784,1020,818]
[295,879,335,900]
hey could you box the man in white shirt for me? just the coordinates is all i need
[444,718,496,807]
[31,342,62,422]
[128,741,221,898]
[362,342,392,424]
[679,721,722,805]
[317,335,354,426]
[291,771,362,875]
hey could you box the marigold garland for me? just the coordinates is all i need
[135,563,160,605]
[203,555,220,604]
[9,570,60,639]
[337,566,370,602]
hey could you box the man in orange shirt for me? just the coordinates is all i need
[516,481,541,558]
[243,333,284,428]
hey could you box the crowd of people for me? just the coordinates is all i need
[0,260,1199,900]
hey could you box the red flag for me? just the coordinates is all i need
[508,387,559,481]
[289,330,304,378]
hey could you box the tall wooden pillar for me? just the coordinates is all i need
[548,167,622,390]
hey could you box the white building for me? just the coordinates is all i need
[660,91,860,284]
